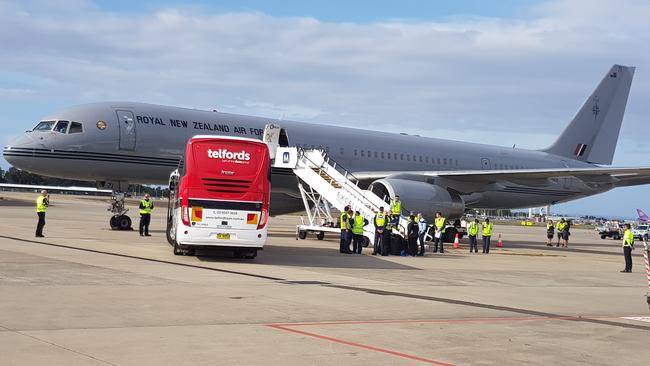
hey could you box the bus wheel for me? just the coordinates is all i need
[362,236,370,247]
[316,231,325,240]
[298,230,308,239]
[243,250,257,259]
[173,241,183,255]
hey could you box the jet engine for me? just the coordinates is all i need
[368,178,464,220]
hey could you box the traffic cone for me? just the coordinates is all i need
[453,233,460,249]
[497,234,503,247]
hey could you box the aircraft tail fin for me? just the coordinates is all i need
[637,209,649,222]
[542,64,635,165]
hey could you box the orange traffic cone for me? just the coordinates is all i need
[496,234,503,247]
[453,233,460,249]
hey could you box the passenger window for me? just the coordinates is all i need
[387,152,391,159]
[340,147,344,155]
[437,158,441,164]
[406,155,410,161]
[367,150,371,158]
[380,152,384,159]
[443,158,447,165]
[354,149,358,156]
[54,120,69,133]
[68,122,83,134]
[374,151,378,158]
[455,159,458,166]
[425,157,429,163]
[400,154,404,161]
[360,150,365,157]
[419,156,423,162]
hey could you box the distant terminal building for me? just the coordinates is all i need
[0,183,112,196]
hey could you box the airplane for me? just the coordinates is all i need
[636,209,649,222]
[4,64,650,228]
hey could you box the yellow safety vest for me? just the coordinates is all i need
[556,222,565,232]
[340,212,350,231]
[623,229,634,247]
[352,215,365,235]
[139,199,153,215]
[435,217,446,231]
[390,200,401,215]
[482,222,493,236]
[468,222,479,236]
[375,213,386,227]
[36,195,47,213]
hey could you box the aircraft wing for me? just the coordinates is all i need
[351,167,650,191]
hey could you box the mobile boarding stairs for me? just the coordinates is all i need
[271,145,411,247]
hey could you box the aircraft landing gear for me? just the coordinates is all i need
[108,192,133,230]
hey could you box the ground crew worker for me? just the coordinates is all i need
[407,214,419,256]
[482,218,493,253]
[382,210,392,256]
[139,193,154,236]
[351,211,368,254]
[35,190,49,237]
[546,220,555,246]
[555,219,566,247]
[468,218,479,253]
[339,205,352,253]
[372,207,387,255]
[433,212,446,253]
[621,223,634,273]
[390,195,401,224]
[417,213,427,256]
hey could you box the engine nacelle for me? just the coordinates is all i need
[369,178,464,220]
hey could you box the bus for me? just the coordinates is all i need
[166,135,271,258]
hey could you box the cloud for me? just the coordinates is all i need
[1,0,649,214]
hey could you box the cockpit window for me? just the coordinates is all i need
[54,120,69,133]
[33,120,55,131]
[69,122,83,134]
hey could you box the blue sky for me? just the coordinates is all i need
[92,0,542,21]
[1,0,650,218]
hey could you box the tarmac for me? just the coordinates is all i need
[1,192,649,365]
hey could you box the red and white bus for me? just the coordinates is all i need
[166,135,271,258]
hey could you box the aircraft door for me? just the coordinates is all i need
[263,123,289,160]
[116,110,136,151]
[480,158,491,170]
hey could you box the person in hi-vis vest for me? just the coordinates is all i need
[482,218,493,254]
[351,211,369,254]
[139,193,154,236]
[35,190,49,237]
[372,207,387,256]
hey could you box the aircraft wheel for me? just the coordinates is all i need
[316,231,325,240]
[109,216,118,230]
[116,215,132,230]
[298,230,308,239]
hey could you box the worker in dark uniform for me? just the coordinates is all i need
[351,211,368,254]
[407,214,419,256]
[417,213,427,256]
[35,190,49,237]
[621,223,634,273]
[339,205,351,253]
[139,193,154,236]
[372,207,387,255]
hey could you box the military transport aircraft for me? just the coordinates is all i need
[4,64,649,227]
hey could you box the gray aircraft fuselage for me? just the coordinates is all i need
[3,101,603,214]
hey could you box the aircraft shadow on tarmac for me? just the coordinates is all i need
[194,244,440,270]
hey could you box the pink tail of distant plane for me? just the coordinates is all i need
[637,209,649,221]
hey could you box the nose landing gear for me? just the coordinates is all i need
[108,192,133,230]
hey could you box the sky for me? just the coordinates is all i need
[1,0,649,217]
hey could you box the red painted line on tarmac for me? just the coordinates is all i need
[267,324,455,366]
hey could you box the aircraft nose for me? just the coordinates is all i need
[3,134,38,170]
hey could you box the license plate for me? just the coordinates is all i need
[216,233,230,240]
